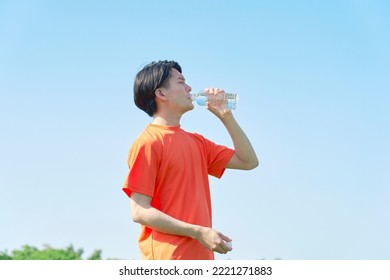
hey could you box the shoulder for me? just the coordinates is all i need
[130,125,163,153]
[190,132,219,147]
[182,131,208,146]
[186,131,206,142]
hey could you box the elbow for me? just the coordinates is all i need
[131,211,141,224]
[249,161,259,170]
[130,203,145,224]
[130,193,152,224]
[252,158,260,169]
[245,158,259,170]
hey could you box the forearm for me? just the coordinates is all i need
[220,111,259,169]
[130,196,231,253]
[204,88,259,169]
[131,199,201,239]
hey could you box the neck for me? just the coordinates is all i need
[152,113,181,127]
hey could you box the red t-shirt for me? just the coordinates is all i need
[123,124,234,260]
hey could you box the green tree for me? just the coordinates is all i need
[1,244,104,260]
[87,249,102,260]
[0,251,12,260]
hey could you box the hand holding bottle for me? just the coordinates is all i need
[191,88,239,110]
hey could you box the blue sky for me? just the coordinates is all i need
[1,0,389,260]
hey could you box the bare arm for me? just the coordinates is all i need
[205,88,259,170]
[130,192,232,254]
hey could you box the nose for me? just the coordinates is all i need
[186,84,192,92]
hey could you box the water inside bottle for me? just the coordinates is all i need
[191,92,238,110]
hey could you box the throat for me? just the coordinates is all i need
[152,115,181,127]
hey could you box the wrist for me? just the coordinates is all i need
[191,225,204,240]
[219,110,235,124]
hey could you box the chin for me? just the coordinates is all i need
[183,104,194,113]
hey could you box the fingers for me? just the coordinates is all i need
[204,88,225,95]
[219,232,232,243]
[213,232,233,254]
[198,227,232,254]
[214,240,232,254]
[203,87,230,116]
[219,240,232,253]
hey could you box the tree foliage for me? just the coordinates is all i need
[0,244,103,260]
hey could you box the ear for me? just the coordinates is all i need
[155,88,168,101]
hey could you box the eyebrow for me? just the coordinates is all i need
[177,75,186,81]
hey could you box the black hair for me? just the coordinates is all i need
[133,60,182,117]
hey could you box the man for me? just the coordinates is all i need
[122,60,258,260]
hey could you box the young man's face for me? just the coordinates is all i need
[162,68,194,113]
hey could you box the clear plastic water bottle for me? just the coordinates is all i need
[191,91,239,110]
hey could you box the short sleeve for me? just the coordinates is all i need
[194,133,235,178]
[122,139,161,198]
